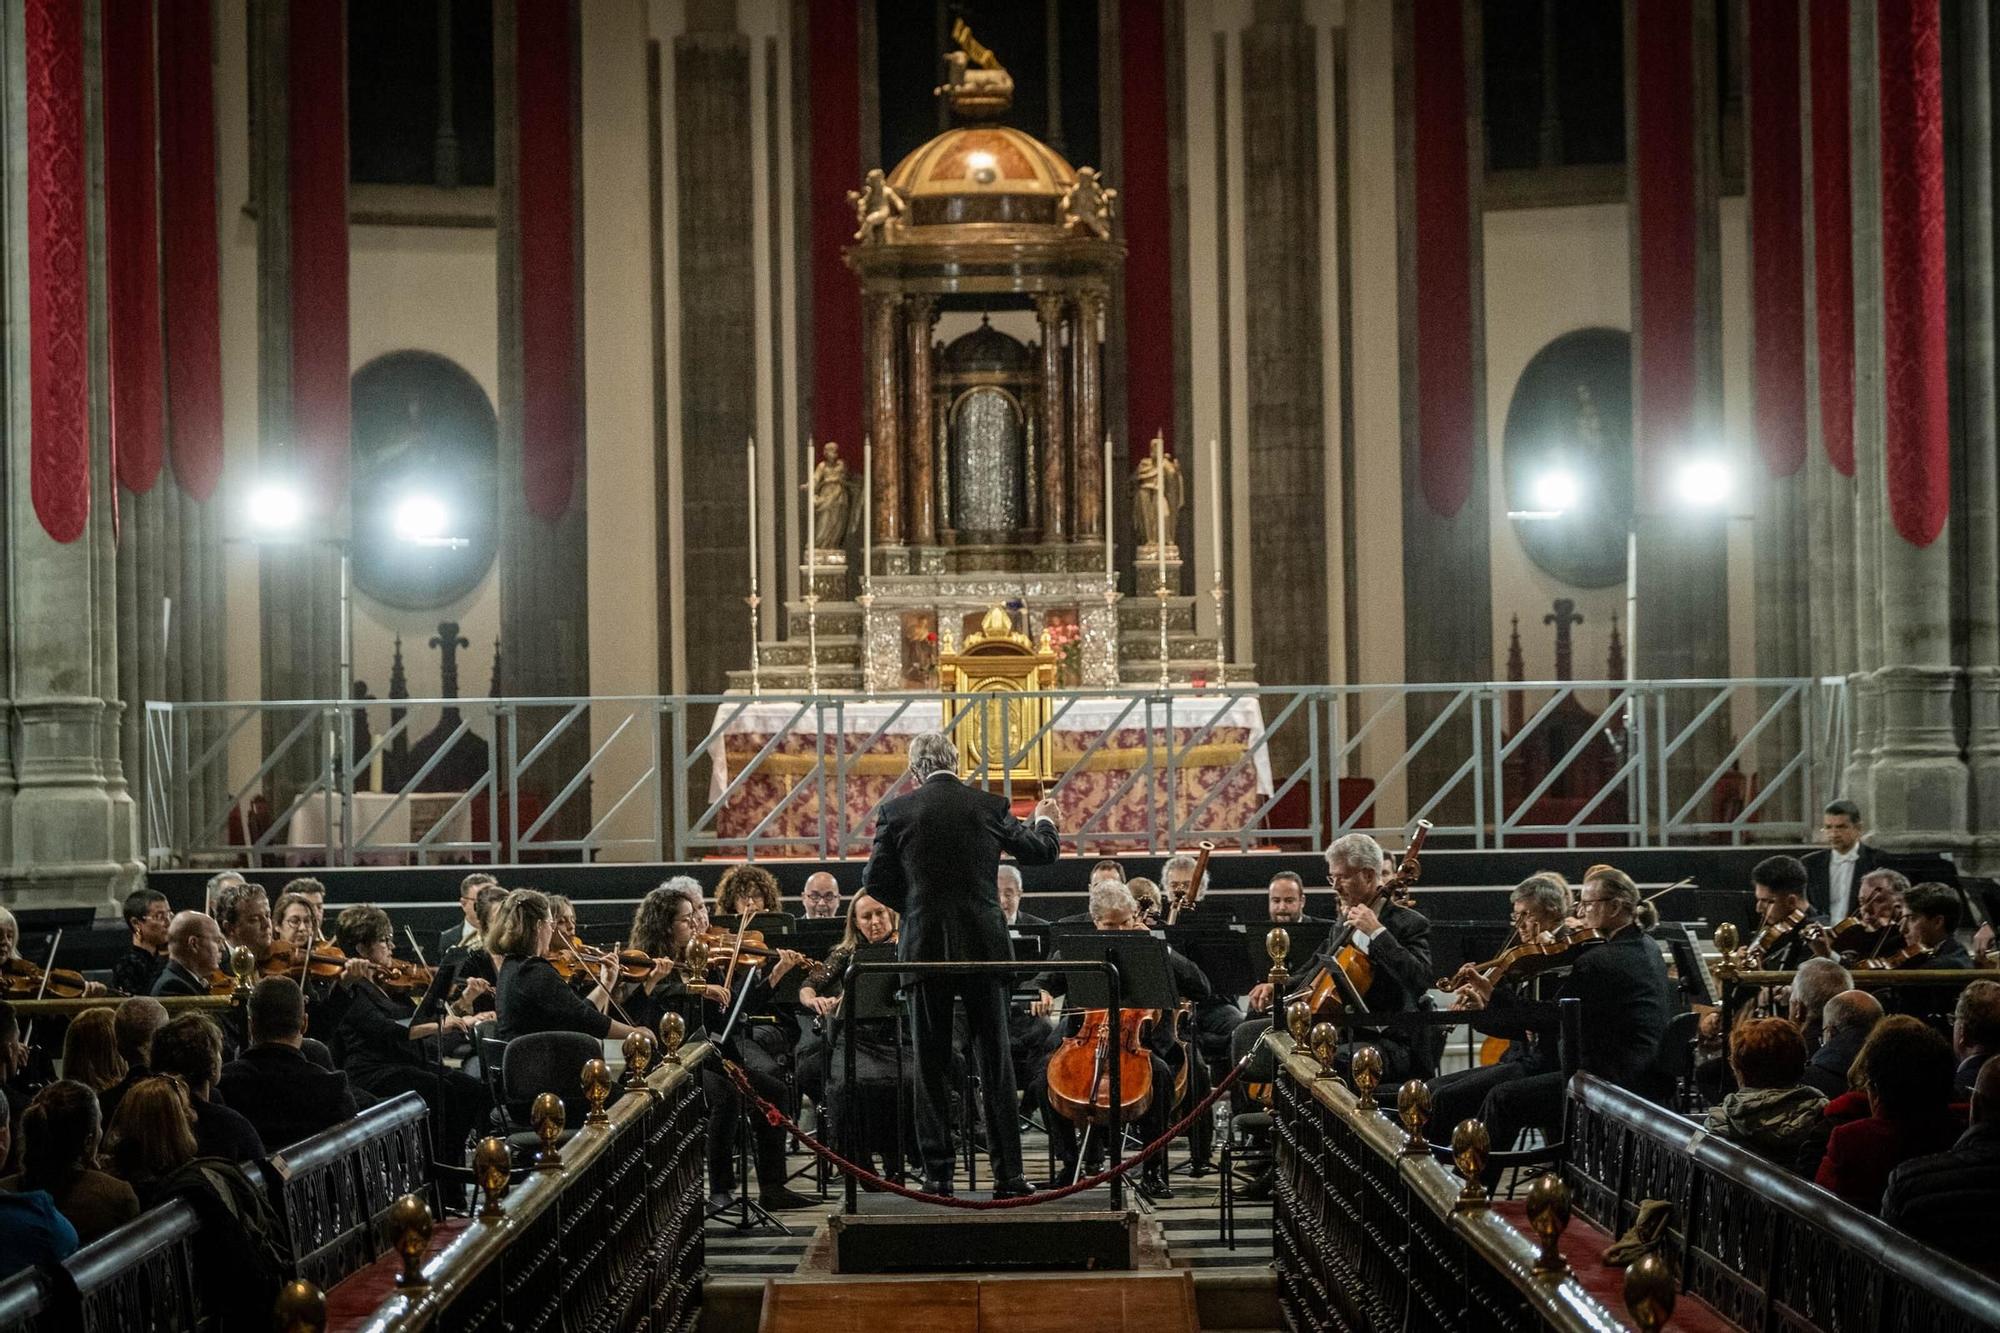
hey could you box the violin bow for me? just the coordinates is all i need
[560,937,640,1028]
[21,928,65,1047]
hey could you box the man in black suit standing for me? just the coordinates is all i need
[1804,799,1886,921]
[863,730,1061,1198]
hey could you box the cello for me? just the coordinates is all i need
[1044,1007,1156,1127]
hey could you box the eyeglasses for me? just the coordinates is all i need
[1577,896,1616,907]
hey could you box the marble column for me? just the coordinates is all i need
[1848,0,1960,844]
[866,290,903,555]
[0,0,138,900]
[1035,293,1070,544]
[1951,1,2000,863]
[1845,1,1886,812]
[1073,289,1105,543]
[904,294,936,547]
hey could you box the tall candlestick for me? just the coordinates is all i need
[746,436,758,597]
[1207,435,1223,582]
[805,437,816,570]
[1153,432,1170,691]
[862,436,873,583]
[1104,434,1115,583]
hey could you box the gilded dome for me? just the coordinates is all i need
[886,125,1078,228]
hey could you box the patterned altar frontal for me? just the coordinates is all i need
[706,696,1274,854]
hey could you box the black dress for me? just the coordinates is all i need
[337,980,491,1160]
[811,949,918,1179]
[495,957,613,1043]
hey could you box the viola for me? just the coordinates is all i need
[1044,1007,1156,1126]
[1439,928,1603,994]
[261,939,350,983]
[0,957,90,1000]
[1743,905,1808,967]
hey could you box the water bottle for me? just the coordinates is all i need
[1213,1097,1232,1146]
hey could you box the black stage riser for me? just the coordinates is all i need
[828,1200,1137,1273]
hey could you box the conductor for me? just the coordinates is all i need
[864,730,1062,1198]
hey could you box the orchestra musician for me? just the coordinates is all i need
[1746,856,1826,971]
[113,890,171,997]
[151,913,225,1000]
[0,905,106,998]
[1264,871,1316,925]
[1025,881,1212,1199]
[862,729,1060,1200]
[331,905,492,1163]
[1233,833,1436,1087]
[489,890,642,1044]
[797,893,919,1183]
[800,872,843,921]
[1447,865,1672,1183]
[279,877,329,939]
[1899,883,1974,969]
[1427,873,1573,1134]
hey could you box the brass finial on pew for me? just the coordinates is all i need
[1449,1120,1490,1211]
[389,1194,434,1289]
[1308,1022,1341,1080]
[273,1279,326,1332]
[660,1011,687,1066]
[531,1092,567,1170]
[1396,1080,1432,1156]
[1265,928,1292,997]
[1524,1173,1572,1276]
[1350,1045,1383,1111]
[623,1030,657,1088]
[230,945,257,996]
[1285,998,1312,1046]
[582,1059,612,1124]
[474,1137,511,1220]
[1623,1251,1678,1331]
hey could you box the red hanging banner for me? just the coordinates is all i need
[1632,0,1698,497]
[288,0,350,510]
[104,0,164,496]
[808,0,863,466]
[25,0,91,543]
[1747,0,1805,479]
[1120,0,1174,466]
[160,0,225,502]
[1810,0,1855,478]
[1876,0,1949,548]
[1411,0,1475,518]
[515,0,580,520]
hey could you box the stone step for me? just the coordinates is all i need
[784,605,863,637]
[1116,660,1256,686]
[1120,632,1222,661]
[724,666,866,692]
[759,636,861,668]
[1117,600,1199,634]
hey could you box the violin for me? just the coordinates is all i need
[1855,941,1935,971]
[1044,1007,1157,1126]
[261,938,350,983]
[697,928,785,965]
[375,961,436,996]
[1,957,91,1000]
[1164,842,1214,926]
[1438,928,1603,994]
[1743,905,1808,966]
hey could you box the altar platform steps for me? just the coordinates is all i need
[725,666,867,692]
[1116,660,1256,686]
[759,636,863,668]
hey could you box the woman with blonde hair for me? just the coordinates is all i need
[489,889,641,1043]
[105,1076,201,1203]
[60,1007,127,1093]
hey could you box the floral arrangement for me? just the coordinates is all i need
[1043,616,1084,687]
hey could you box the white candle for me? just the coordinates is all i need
[1153,433,1170,595]
[1104,434,1115,581]
[862,437,873,580]
[746,437,758,596]
[805,437,816,574]
[1207,435,1223,585]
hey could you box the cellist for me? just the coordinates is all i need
[1024,882,1212,1199]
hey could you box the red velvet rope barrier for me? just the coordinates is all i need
[721,1047,1256,1211]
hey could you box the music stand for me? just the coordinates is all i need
[708,971,791,1234]
[1654,922,1714,1008]
[1165,923,1252,1000]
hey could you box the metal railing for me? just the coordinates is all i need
[144,676,1848,866]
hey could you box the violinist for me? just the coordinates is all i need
[1744,856,1824,971]
[274,893,317,952]
[331,905,492,1162]
[490,890,642,1043]
[1024,882,1211,1199]
[1445,865,1671,1182]
[1234,833,1435,1084]
[1897,883,1974,969]
[795,894,918,1184]
[1428,874,1572,1134]
[279,877,329,940]
[151,912,226,1001]
[0,906,106,998]
[113,890,171,997]
[1161,856,1245,1084]
[608,879,719,1036]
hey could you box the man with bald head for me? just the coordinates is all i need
[153,911,225,998]
[799,872,842,920]
[1882,1054,2000,1276]
[1788,957,1853,1052]
[1800,989,1883,1099]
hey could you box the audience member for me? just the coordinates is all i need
[1702,1018,1826,1163]
[59,1007,126,1094]
[1788,957,1853,1051]
[1801,990,1883,1100]
[1881,1055,2000,1277]
[0,1080,138,1245]
[0,1100,75,1277]
[217,978,358,1151]
[112,888,172,996]
[105,1076,201,1204]
[150,1015,266,1162]
[1954,980,2000,1094]
[98,997,168,1125]
[1811,1014,1964,1213]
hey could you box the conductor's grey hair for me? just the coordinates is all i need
[1088,881,1140,925]
[906,730,959,782]
[1326,832,1385,874]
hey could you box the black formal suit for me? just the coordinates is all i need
[150,958,208,997]
[863,772,1060,1187]
[217,1043,359,1151]
[1803,843,1888,919]
[1009,910,1050,928]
